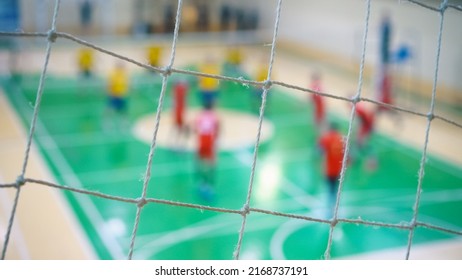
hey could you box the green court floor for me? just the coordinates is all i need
[2,69,462,260]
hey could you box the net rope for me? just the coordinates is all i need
[1,0,462,260]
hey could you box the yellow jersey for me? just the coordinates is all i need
[78,48,93,71]
[147,46,161,67]
[226,48,242,65]
[199,62,220,91]
[255,65,268,82]
[108,67,129,97]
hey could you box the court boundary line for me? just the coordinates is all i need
[0,89,97,259]
[10,83,124,259]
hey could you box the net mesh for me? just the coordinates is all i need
[1,0,462,260]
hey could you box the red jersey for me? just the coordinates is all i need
[319,130,345,177]
[378,70,393,111]
[355,103,374,139]
[195,110,219,161]
[174,81,187,126]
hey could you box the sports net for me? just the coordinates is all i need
[1,0,462,260]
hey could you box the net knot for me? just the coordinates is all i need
[351,95,360,104]
[15,175,25,188]
[440,0,448,13]
[409,218,418,229]
[330,218,338,227]
[137,197,147,208]
[47,29,58,43]
[427,112,435,121]
[162,66,172,77]
[263,79,272,91]
[240,204,250,216]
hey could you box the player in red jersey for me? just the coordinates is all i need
[318,121,345,218]
[170,79,189,149]
[194,102,220,200]
[309,72,326,130]
[349,99,378,170]
[354,101,375,150]
[376,67,393,113]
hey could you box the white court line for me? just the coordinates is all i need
[372,135,462,179]
[111,150,461,259]
[234,143,462,259]
[131,201,310,259]
[343,188,462,206]
[2,89,97,259]
[11,86,125,259]
[119,149,323,259]
[0,175,30,259]
[269,218,307,260]
[37,131,133,149]
[233,149,323,209]
[73,154,248,186]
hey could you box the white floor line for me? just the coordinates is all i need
[233,149,323,209]
[0,175,30,259]
[12,87,124,259]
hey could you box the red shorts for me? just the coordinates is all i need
[198,135,215,161]
[174,109,184,127]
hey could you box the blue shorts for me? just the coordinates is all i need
[109,96,127,112]
[201,90,218,107]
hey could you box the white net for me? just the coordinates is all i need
[1,0,462,260]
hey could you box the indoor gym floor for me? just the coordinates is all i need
[1,42,462,260]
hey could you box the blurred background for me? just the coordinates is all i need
[1,0,461,260]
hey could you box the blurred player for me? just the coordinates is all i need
[318,121,345,218]
[309,71,326,131]
[76,47,94,96]
[147,45,162,68]
[170,79,189,150]
[355,101,378,170]
[224,47,243,75]
[79,0,93,35]
[379,12,391,67]
[195,102,220,201]
[105,62,130,131]
[354,101,375,151]
[198,57,220,109]
[77,47,94,79]
[376,12,397,117]
[376,67,394,114]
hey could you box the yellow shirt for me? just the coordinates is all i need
[256,65,268,82]
[108,68,128,97]
[226,48,242,65]
[78,48,93,71]
[147,46,161,67]
[199,63,220,91]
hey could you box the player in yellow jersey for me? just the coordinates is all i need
[77,47,94,78]
[147,45,162,68]
[198,57,221,108]
[224,47,243,74]
[105,62,130,130]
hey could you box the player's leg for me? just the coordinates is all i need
[326,175,339,219]
[196,156,214,201]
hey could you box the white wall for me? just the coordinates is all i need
[20,0,135,34]
[258,0,462,92]
[16,0,462,91]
